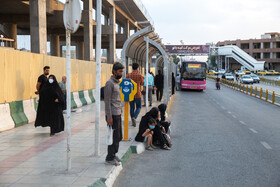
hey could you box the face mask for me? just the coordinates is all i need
[49,79,54,84]
[149,125,155,130]
[115,75,122,79]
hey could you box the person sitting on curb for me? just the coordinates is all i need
[158,103,171,134]
[142,118,157,151]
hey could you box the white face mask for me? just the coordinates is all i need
[49,79,54,84]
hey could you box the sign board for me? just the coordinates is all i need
[63,0,82,33]
[119,79,137,102]
[165,45,210,55]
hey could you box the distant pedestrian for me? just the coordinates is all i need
[172,72,176,95]
[176,74,181,90]
[126,63,144,127]
[104,62,124,166]
[143,71,154,107]
[154,70,164,102]
[59,76,67,103]
[36,66,50,95]
[35,75,65,136]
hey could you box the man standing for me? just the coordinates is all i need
[143,71,154,107]
[126,63,144,127]
[176,73,181,91]
[154,70,164,102]
[59,76,67,101]
[36,66,50,95]
[104,62,124,166]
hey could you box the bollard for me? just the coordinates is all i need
[246,85,248,94]
[260,88,263,99]
[272,91,275,104]
[255,86,257,97]
[250,86,253,96]
[266,89,268,102]
[243,84,245,92]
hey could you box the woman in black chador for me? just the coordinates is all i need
[35,75,65,136]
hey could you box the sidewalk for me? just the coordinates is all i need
[0,96,163,187]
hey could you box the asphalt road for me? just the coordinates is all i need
[114,80,280,187]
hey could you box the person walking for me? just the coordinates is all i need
[154,70,164,102]
[176,73,181,91]
[59,76,67,102]
[126,63,144,127]
[172,72,176,95]
[143,71,154,107]
[35,75,65,136]
[104,62,124,166]
[36,66,50,95]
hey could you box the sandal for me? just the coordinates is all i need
[161,144,171,150]
[150,144,157,149]
[146,146,154,151]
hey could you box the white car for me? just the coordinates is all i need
[276,76,280,81]
[236,70,245,76]
[225,73,234,81]
[218,69,226,75]
[250,74,260,83]
[240,75,254,84]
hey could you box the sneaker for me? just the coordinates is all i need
[149,104,152,107]
[150,144,157,149]
[115,156,122,162]
[105,160,120,166]
[132,118,136,127]
[146,146,154,151]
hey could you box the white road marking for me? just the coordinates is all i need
[240,121,246,125]
[261,142,272,150]
[227,111,232,114]
[249,128,258,134]
[221,106,226,110]
[232,115,237,119]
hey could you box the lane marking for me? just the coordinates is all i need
[261,142,272,150]
[227,111,232,114]
[249,128,258,134]
[232,115,237,119]
[240,121,246,125]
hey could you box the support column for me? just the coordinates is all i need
[76,41,84,60]
[124,19,130,39]
[108,6,116,64]
[50,35,60,56]
[84,0,93,61]
[30,0,47,54]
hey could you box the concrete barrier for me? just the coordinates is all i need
[84,90,92,105]
[78,91,88,106]
[9,101,28,127]
[23,99,37,123]
[0,103,15,131]
[73,92,83,108]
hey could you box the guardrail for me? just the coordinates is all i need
[0,37,15,48]
[207,76,280,106]
[259,77,280,87]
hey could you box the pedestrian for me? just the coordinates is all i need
[35,75,66,136]
[59,76,67,102]
[154,70,164,102]
[176,73,181,91]
[104,62,124,166]
[142,118,157,151]
[158,103,171,134]
[143,71,154,107]
[150,71,155,95]
[172,72,176,95]
[36,66,50,95]
[126,63,144,127]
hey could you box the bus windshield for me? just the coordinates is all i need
[181,62,206,81]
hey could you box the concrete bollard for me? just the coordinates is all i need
[272,91,275,104]
[266,89,268,102]
[255,86,257,97]
[250,86,253,96]
[246,85,248,94]
[260,88,263,99]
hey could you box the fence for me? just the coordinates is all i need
[260,77,280,87]
[207,76,280,106]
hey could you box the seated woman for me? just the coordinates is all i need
[158,104,171,134]
[142,118,157,151]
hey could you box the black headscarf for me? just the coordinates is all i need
[158,104,167,122]
[135,107,159,142]
[48,75,66,110]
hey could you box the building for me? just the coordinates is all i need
[216,32,280,71]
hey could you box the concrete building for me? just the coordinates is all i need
[217,32,280,71]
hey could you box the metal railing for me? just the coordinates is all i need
[260,77,280,87]
[0,37,15,48]
[207,76,280,106]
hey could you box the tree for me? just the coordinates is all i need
[210,56,217,68]
[172,55,180,65]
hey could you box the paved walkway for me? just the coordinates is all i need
[0,97,163,187]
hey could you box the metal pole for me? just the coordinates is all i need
[95,0,102,156]
[145,37,149,112]
[66,29,71,171]
[164,56,168,105]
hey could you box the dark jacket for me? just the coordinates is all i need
[154,74,164,89]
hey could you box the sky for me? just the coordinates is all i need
[141,0,280,45]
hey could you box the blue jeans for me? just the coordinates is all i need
[130,98,142,119]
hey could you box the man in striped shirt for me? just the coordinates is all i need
[126,63,144,127]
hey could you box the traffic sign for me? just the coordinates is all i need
[63,0,82,33]
[119,79,137,102]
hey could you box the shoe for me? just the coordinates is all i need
[115,156,122,162]
[132,118,136,127]
[105,160,120,166]
[150,144,157,149]
[142,104,146,107]
[50,133,55,137]
[149,104,152,107]
[146,146,154,151]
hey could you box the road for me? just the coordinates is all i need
[114,80,280,187]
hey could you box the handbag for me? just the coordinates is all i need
[107,126,113,145]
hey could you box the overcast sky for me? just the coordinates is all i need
[141,0,280,45]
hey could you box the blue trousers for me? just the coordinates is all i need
[130,98,142,119]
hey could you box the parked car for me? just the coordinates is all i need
[208,70,218,75]
[239,75,254,84]
[225,73,234,81]
[250,74,260,83]
[218,69,226,75]
[268,70,280,75]
[257,70,267,76]
[236,70,245,76]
